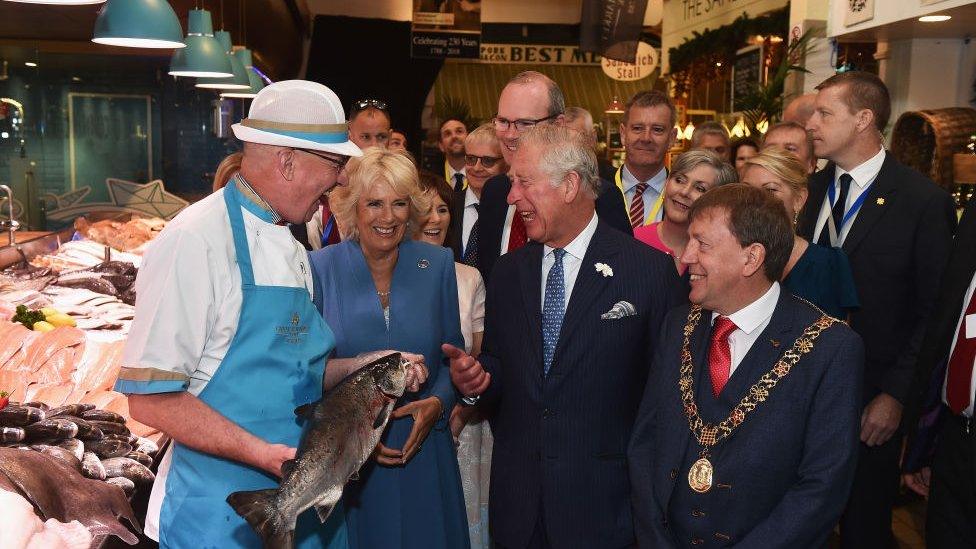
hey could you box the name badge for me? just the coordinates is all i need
[966,313,976,340]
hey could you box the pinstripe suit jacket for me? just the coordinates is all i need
[477,220,683,549]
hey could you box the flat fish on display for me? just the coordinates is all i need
[227,353,409,549]
[100,457,155,485]
[55,272,118,296]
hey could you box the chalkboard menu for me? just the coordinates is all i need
[732,45,763,111]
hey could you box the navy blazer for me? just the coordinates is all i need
[476,174,633,282]
[629,293,864,548]
[477,220,683,549]
[797,155,955,404]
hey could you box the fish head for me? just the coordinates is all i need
[367,352,408,399]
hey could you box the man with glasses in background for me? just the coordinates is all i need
[476,71,631,281]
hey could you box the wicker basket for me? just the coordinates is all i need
[890,107,976,190]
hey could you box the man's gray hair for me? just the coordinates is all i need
[508,71,565,118]
[518,124,600,198]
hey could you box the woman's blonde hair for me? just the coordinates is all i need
[213,152,243,192]
[671,148,738,186]
[330,148,429,242]
[743,145,809,195]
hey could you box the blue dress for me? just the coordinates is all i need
[783,242,860,319]
[309,239,469,549]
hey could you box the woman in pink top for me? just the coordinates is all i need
[634,148,737,273]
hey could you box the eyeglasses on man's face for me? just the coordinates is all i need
[492,113,560,133]
[295,149,349,172]
[464,154,502,168]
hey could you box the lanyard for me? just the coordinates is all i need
[615,166,664,225]
[445,160,467,190]
[824,176,872,246]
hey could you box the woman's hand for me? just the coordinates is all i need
[374,396,443,466]
[399,352,428,393]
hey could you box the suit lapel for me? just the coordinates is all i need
[551,223,620,371]
[519,242,545,368]
[799,166,831,240]
[842,155,897,255]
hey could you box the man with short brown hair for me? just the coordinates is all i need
[439,119,468,191]
[615,90,678,229]
[801,71,956,548]
[763,121,816,174]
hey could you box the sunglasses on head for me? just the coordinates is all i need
[464,154,502,168]
[352,99,388,112]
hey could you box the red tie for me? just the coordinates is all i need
[709,316,737,397]
[507,211,527,252]
[946,290,976,414]
[629,182,648,228]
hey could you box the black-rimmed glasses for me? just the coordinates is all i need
[295,149,348,172]
[464,154,502,168]
[492,113,561,132]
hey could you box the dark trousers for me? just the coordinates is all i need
[838,433,901,548]
[927,415,976,548]
[494,510,551,549]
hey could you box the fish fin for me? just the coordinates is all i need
[349,470,359,481]
[314,501,337,523]
[226,488,293,547]
[312,487,343,523]
[280,458,296,478]
[373,403,392,429]
[294,403,315,418]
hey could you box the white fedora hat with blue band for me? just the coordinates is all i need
[232,79,363,158]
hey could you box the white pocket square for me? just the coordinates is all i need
[601,301,636,320]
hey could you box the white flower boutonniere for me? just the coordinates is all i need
[595,262,613,277]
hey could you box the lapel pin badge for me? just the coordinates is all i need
[418,259,430,269]
[876,198,885,205]
[770,339,781,348]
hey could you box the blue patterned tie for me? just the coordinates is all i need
[542,248,567,376]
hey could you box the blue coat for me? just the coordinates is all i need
[628,293,864,548]
[309,239,468,549]
[476,220,684,549]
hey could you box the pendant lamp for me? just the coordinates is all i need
[196,31,250,90]
[221,49,266,99]
[91,0,184,48]
[169,9,233,78]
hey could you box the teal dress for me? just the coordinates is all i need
[783,242,860,319]
[309,239,469,549]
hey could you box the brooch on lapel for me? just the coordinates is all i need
[876,198,885,205]
[594,262,613,277]
[417,259,430,269]
[601,301,636,320]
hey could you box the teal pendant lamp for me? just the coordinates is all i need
[196,31,250,90]
[221,49,266,98]
[169,9,233,78]
[92,0,184,48]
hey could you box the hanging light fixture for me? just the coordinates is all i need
[169,8,233,78]
[221,49,266,98]
[196,31,250,90]
[92,0,184,49]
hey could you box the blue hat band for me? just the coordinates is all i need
[256,127,350,144]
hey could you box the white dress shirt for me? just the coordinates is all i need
[540,213,599,310]
[812,148,886,245]
[621,164,667,224]
[943,272,976,417]
[500,204,517,255]
[711,282,781,376]
[461,187,479,255]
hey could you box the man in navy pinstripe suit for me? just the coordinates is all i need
[445,124,683,548]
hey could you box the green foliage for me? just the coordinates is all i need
[434,95,480,132]
[737,30,816,133]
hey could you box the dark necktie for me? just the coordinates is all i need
[630,181,648,228]
[818,173,852,247]
[709,316,737,397]
[542,248,567,375]
[946,289,976,414]
[453,172,465,193]
[462,203,479,267]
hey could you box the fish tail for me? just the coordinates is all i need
[226,488,294,549]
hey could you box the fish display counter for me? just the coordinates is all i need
[0,214,169,547]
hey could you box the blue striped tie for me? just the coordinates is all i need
[542,248,567,375]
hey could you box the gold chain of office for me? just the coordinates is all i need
[678,305,838,492]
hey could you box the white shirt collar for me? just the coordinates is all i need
[464,187,479,208]
[544,212,598,262]
[621,164,667,194]
[446,161,466,179]
[712,282,781,334]
[834,147,886,189]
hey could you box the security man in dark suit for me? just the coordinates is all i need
[798,71,956,547]
[445,124,683,549]
[630,184,864,547]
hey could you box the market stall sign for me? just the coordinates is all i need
[412,1,481,59]
[478,44,601,66]
[601,41,659,81]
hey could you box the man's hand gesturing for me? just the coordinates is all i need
[442,343,491,397]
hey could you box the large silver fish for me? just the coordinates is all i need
[227,352,408,548]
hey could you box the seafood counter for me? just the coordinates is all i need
[0,216,167,548]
